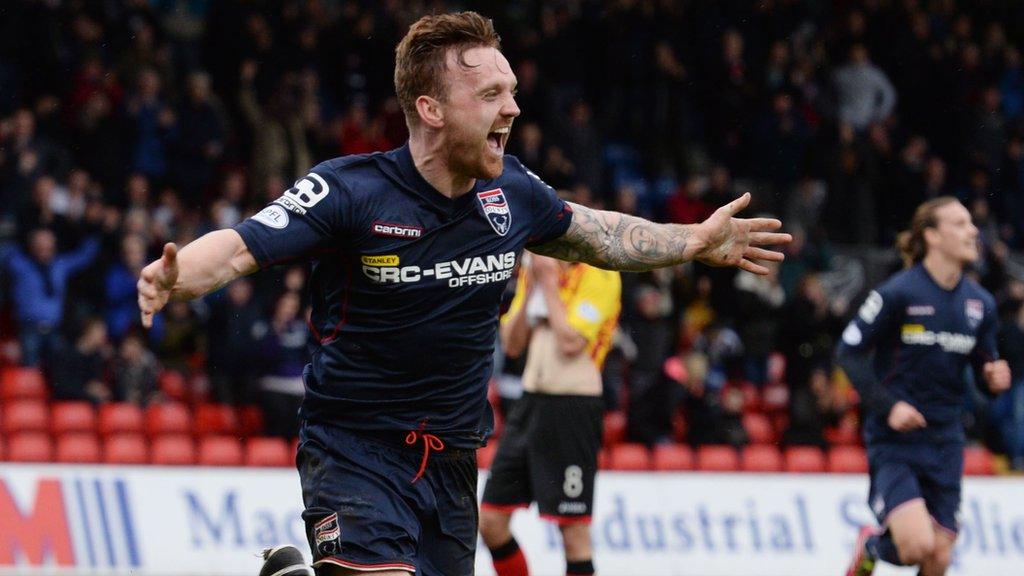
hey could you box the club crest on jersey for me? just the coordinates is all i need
[477,188,511,236]
[965,299,984,328]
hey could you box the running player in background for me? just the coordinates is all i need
[839,197,1011,576]
[479,253,620,576]
[137,11,790,576]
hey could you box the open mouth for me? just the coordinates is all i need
[487,126,510,154]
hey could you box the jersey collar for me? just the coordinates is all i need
[915,262,965,294]
[394,142,481,218]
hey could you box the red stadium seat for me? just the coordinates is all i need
[103,434,149,464]
[770,413,790,439]
[824,422,861,446]
[157,370,187,402]
[8,433,53,462]
[99,403,145,436]
[51,401,96,435]
[198,436,243,466]
[1,367,47,401]
[55,433,101,463]
[742,413,775,445]
[741,445,782,472]
[767,352,786,385]
[696,445,739,472]
[671,412,688,443]
[151,435,195,465]
[761,382,789,413]
[609,443,651,470]
[652,444,694,471]
[476,441,498,470]
[963,446,994,476]
[828,446,868,474]
[238,405,265,437]
[739,382,761,413]
[144,403,192,437]
[193,403,239,437]
[245,437,291,467]
[784,446,826,473]
[603,411,627,446]
[2,400,49,434]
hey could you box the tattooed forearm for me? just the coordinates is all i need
[529,203,698,272]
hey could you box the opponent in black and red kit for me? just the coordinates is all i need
[840,197,1011,576]
[137,12,790,576]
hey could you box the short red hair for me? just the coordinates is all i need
[393,12,502,125]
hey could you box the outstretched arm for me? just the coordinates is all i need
[528,193,790,274]
[137,230,258,328]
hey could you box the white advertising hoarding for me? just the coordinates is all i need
[0,464,1021,575]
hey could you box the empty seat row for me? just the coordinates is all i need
[1,433,296,467]
[0,367,47,401]
[1,401,265,437]
[0,368,196,403]
[3,432,997,474]
[602,411,862,449]
[592,444,996,475]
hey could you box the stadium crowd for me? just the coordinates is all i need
[1,0,1023,469]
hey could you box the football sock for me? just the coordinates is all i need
[566,559,595,575]
[867,532,902,565]
[489,536,529,576]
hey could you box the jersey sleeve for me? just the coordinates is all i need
[838,282,903,353]
[518,161,573,246]
[972,294,1000,365]
[564,268,622,343]
[233,163,351,267]
[835,281,903,416]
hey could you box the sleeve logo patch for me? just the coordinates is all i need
[858,291,884,324]
[841,323,862,346]
[252,205,290,229]
[275,172,331,215]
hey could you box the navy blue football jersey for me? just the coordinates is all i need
[837,264,998,444]
[234,144,572,447]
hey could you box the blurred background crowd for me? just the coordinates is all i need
[2,0,1024,469]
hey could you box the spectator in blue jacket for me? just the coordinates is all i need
[4,228,99,366]
[105,233,162,342]
[255,291,308,438]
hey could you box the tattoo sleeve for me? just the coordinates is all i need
[528,202,697,272]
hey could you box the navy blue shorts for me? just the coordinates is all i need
[867,442,963,535]
[297,422,479,575]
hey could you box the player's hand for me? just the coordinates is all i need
[693,193,792,275]
[137,243,178,329]
[983,360,1011,394]
[887,400,927,432]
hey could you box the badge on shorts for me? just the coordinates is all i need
[477,188,511,236]
[965,299,984,329]
[314,512,341,556]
